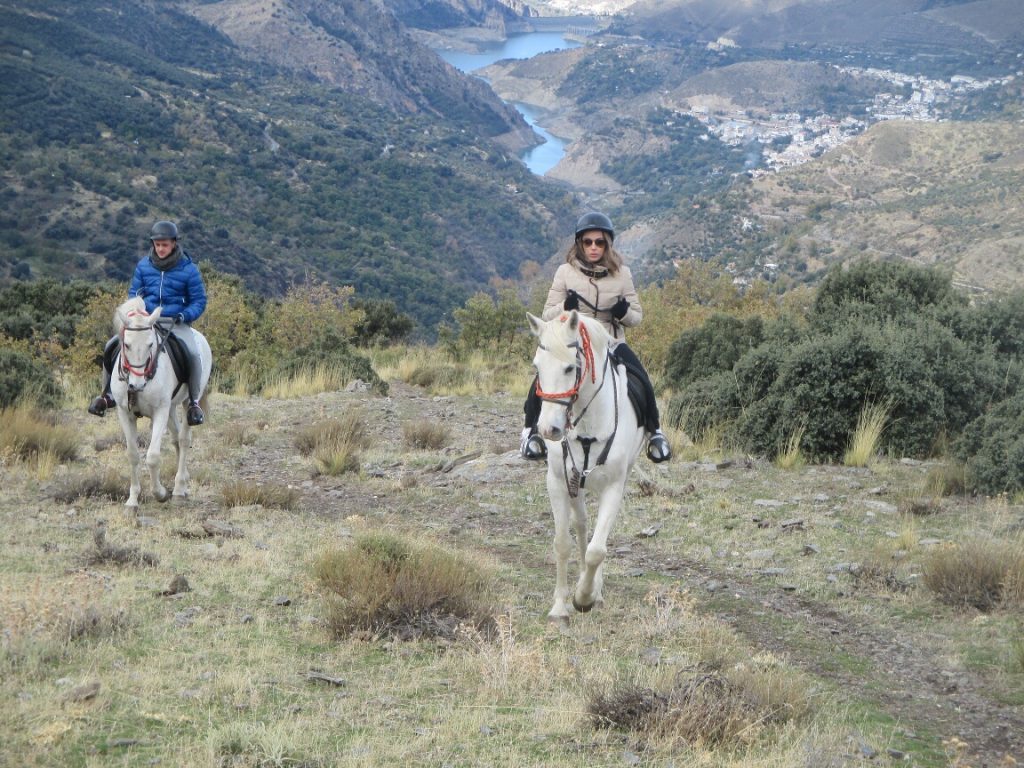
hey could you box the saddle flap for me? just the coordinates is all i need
[609,349,647,427]
[164,333,190,385]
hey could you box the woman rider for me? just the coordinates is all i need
[520,211,671,463]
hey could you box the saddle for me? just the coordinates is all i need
[609,349,649,430]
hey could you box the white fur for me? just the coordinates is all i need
[109,297,212,509]
[528,310,644,625]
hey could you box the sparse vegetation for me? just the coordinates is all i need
[220,480,299,510]
[314,533,498,640]
[844,401,890,467]
[402,420,451,450]
[0,405,79,464]
[923,536,1024,610]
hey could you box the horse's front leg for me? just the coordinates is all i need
[546,468,576,625]
[147,404,172,503]
[170,408,190,501]
[573,479,625,613]
[116,407,142,510]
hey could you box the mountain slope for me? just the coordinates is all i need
[0,0,573,333]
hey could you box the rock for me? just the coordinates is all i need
[64,681,100,702]
[135,516,159,528]
[780,518,805,531]
[705,580,726,593]
[273,595,292,606]
[174,607,201,627]
[158,574,191,597]
[758,567,788,576]
[754,499,784,508]
[201,519,243,538]
[863,500,898,514]
[919,538,942,546]
[640,647,662,666]
[746,549,775,563]
[886,748,906,760]
[637,524,660,538]
[803,543,821,556]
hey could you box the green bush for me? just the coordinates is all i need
[0,348,62,410]
[954,392,1024,496]
[269,326,387,395]
[665,314,764,388]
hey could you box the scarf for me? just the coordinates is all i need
[150,245,183,272]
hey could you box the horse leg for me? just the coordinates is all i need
[170,408,190,501]
[116,407,142,510]
[546,471,575,625]
[147,406,172,503]
[573,481,624,612]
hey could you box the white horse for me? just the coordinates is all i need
[109,297,212,510]
[528,310,645,625]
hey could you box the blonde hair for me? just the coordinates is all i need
[564,236,622,276]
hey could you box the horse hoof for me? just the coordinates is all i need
[571,596,596,613]
[171,494,189,506]
[125,502,139,512]
[154,490,171,504]
[547,614,570,631]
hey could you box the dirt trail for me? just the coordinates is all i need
[269,382,1022,766]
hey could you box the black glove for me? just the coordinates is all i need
[563,290,580,311]
[175,314,185,324]
[610,297,629,320]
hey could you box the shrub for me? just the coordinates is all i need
[0,405,78,462]
[313,533,497,640]
[0,348,63,410]
[402,420,451,450]
[220,480,299,510]
[665,313,764,388]
[269,326,387,396]
[923,537,1024,610]
[955,391,1024,496]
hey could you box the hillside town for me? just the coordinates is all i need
[682,66,1017,176]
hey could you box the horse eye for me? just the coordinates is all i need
[564,366,574,375]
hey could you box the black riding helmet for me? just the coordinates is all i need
[149,220,179,241]
[574,212,614,242]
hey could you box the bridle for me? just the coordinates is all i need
[534,321,621,497]
[117,310,168,387]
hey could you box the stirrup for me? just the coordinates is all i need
[186,402,205,426]
[647,432,672,463]
[520,432,547,460]
[88,394,115,417]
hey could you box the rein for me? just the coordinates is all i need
[117,311,170,384]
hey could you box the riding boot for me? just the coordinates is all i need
[520,378,545,459]
[186,350,205,426]
[612,343,672,463]
[88,337,119,417]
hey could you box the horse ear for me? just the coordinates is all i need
[527,313,544,337]
[150,307,163,324]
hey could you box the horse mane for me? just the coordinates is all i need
[540,312,612,363]
[114,296,148,333]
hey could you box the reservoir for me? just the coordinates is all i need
[435,32,581,175]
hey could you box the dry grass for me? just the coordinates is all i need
[921,462,967,497]
[219,421,261,447]
[313,532,498,641]
[402,419,452,450]
[50,468,126,503]
[295,413,368,476]
[371,345,528,396]
[0,405,80,464]
[844,401,890,467]
[775,424,806,470]
[923,535,1024,610]
[220,480,300,510]
[262,362,350,399]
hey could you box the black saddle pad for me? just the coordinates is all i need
[164,333,189,385]
[610,350,647,426]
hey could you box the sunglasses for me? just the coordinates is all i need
[580,238,607,248]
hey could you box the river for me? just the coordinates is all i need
[434,32,581,176]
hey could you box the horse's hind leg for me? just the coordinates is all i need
[171,412,191,502]
[116,409,142,510]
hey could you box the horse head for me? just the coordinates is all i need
[528,310,611,441]
[115,298,164,392]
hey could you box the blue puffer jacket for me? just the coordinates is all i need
[129,248,207,324]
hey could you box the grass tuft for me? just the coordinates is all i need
[51,469,126,503]
[313,533,497,641]
[402,420,451,450]
[220,480,299,510]
[923,535,1024,610]
[775,424,806,470]
[844,401,890,467]
[0,405,79,464]
[220,421,261,447]
[295,413,368,476]
[262,362,349,399]
[922,462,966,497]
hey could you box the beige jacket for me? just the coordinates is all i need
[541,260,642,340]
